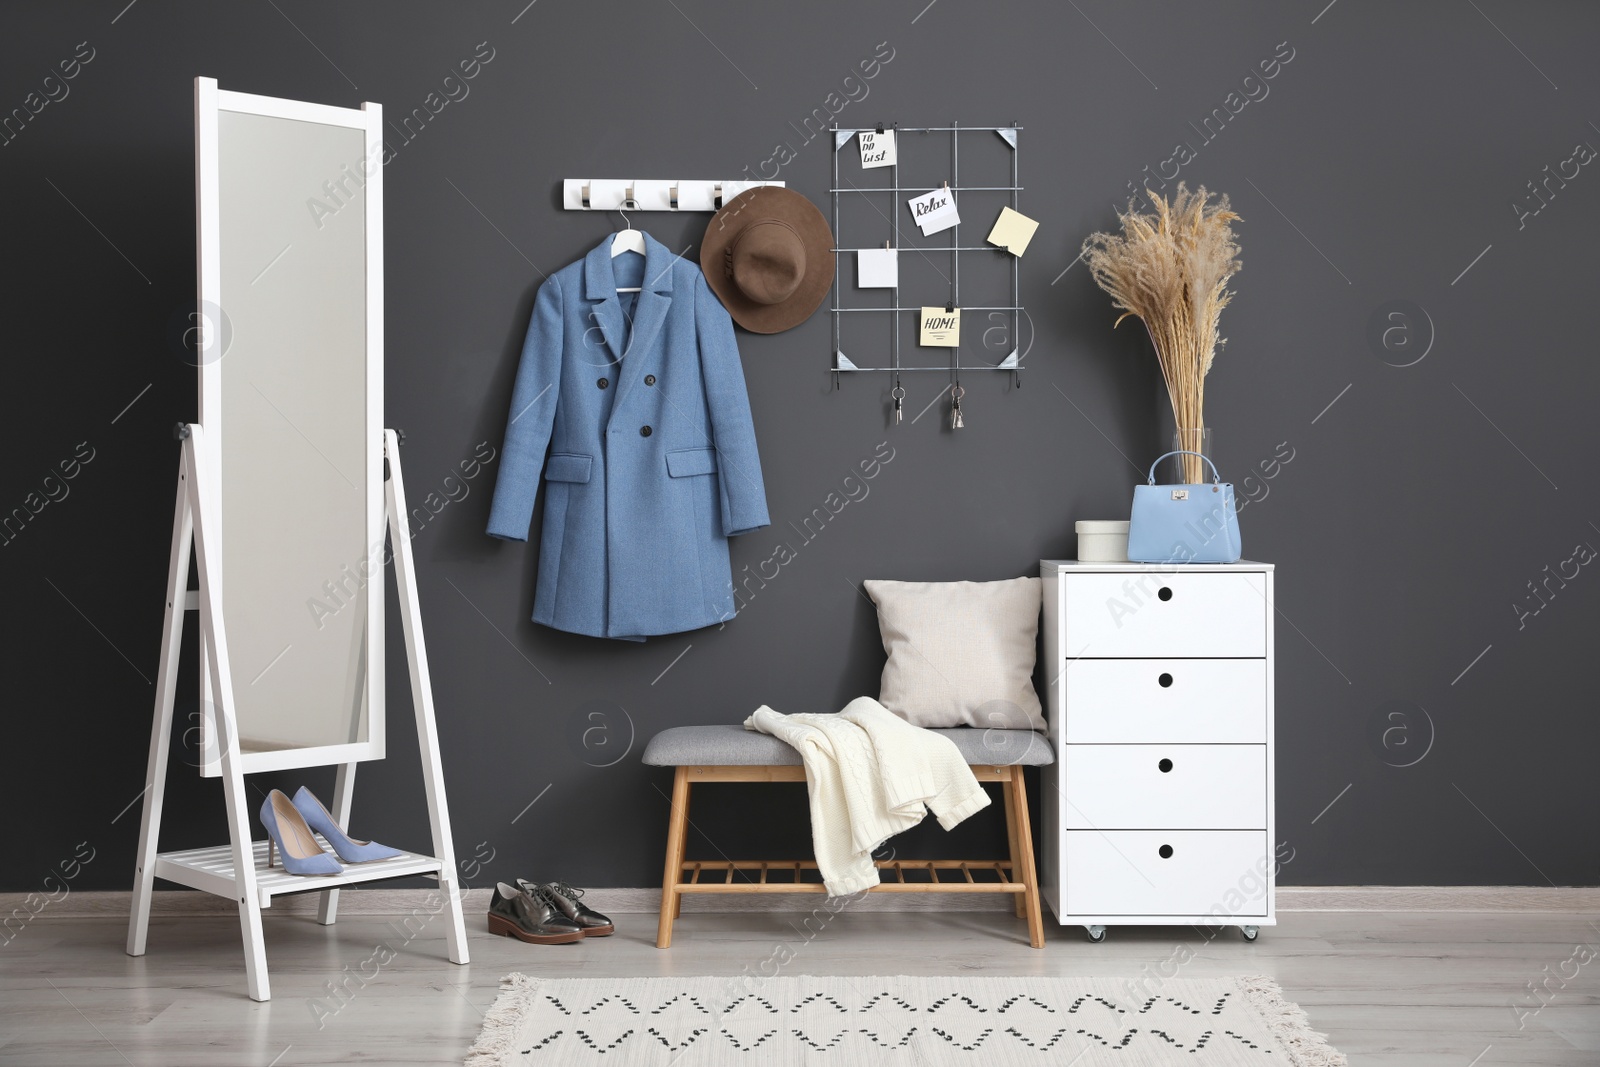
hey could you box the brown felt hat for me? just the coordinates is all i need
[700,187,834,334]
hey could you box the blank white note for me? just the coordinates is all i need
[856,247,899,288]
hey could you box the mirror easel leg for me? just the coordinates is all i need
[220,752,269,1002]
[128,456,195,957]
[187,427,272,1001]
[385,430,469,966]
[316,763,358,925]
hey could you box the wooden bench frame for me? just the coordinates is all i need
[655,763,1044,949]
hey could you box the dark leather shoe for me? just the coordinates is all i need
[487,882,583,944]
[521,878,615,937]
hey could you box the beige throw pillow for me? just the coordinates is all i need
[864,577,1045,731]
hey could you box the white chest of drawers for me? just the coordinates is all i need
[1039,560,1275,942]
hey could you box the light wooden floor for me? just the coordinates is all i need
[2,909,1596,1065]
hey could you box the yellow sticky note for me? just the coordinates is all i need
[919,306,961,347]
[987,206,1040,256]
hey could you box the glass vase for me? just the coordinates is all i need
[1168,427,1212,484]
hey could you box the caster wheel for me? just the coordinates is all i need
[1240,925,1259,942]
[1085,925,1107,943]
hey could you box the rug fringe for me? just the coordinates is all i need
[463,973,542,1067]
[1237,975,1349,1066]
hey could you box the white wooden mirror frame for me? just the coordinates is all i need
[193,78,389,776]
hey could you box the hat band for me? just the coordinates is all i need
[723,218,803,281]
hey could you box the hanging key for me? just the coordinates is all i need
[892,384,905,426]
[950,385,965,429]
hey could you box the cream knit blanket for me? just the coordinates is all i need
[744,697,991,896]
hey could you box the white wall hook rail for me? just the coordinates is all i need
[563,178,785,212]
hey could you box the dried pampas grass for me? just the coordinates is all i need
[1082,184,1241,483]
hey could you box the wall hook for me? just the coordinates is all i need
[564,179,786,212]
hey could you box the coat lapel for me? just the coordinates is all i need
[582,241,628,366]
[626,234,676,358]
[608,235,677,413]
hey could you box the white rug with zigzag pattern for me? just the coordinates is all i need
[465,974,1345,1066]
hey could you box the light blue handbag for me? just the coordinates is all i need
[1126,451,1243,564]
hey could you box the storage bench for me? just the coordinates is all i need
[641,724,1053,949]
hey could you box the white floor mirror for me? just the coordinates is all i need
[125,78,467,1001]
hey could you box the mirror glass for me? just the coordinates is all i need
[215,110,371,753]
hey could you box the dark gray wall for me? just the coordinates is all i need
[4,0,1597,894]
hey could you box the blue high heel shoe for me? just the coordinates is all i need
[260,789,342,876]
[292,786,404,864]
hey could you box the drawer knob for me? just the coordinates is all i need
[1158,672,1174,688]
[1159,844,1174,859]
[1157,586,1173,601]
[1158,758,1173,773]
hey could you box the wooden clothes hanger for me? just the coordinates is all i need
[610,202,645,293]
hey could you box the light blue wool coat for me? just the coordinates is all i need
[487,233,771,640]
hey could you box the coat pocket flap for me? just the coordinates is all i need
[544,452,593,483]
[665,447,718,478]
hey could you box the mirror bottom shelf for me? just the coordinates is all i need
[153,839,445,908]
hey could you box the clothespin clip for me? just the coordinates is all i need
[946,301,955,313]
[876,122,885,134]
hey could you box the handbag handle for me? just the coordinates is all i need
[1146,450,1222,485]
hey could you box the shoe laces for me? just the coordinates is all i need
[546,880,585,902]
[527,884,556,909]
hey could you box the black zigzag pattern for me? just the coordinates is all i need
[514,983,1288,1058]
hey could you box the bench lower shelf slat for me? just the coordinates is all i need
[672,858,1023,893]
[676,882,1025,894]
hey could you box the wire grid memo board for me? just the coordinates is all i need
[829,122,1023,426]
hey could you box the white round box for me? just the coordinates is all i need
[1075,520,1130,563]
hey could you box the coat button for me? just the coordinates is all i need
[644,374,656,386]
[640,426,652,437]
[597,377,609,389]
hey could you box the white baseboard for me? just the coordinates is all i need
[6,885,1599,920]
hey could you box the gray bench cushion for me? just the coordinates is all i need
[641,724,1053,767]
